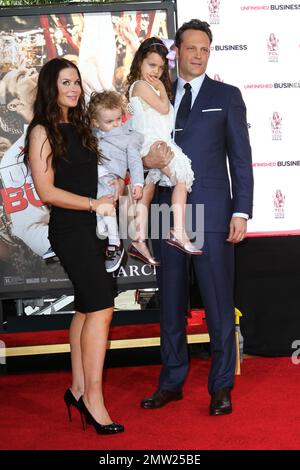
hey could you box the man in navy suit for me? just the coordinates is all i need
[142,19,253,415]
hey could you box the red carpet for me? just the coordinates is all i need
[1,357,300,450]
[0,310,206,347]
[0,323,207,348]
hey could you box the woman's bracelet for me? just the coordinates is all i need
[88,197,94,212]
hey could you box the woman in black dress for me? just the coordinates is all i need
[23,58,124,434]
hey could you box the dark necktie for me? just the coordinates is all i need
[175,83,192,143]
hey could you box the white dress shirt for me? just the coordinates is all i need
[173,74,249,221]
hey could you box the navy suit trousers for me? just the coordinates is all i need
[152,190,236,393]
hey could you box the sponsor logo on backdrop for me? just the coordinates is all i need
[267,33,279,62]
[277,160,300,166]
[241,4,300,10]
[271,111,282,140]
[244,83,273,89]
[273,189,285,219]
[253,160,300,167]
[253,162,276,167]
[208,0,221,24]
[241,4,270,10]
[270,4,300,10]
[274,82,300,88]
[213,73,223,82]
[245,82,300,89]
[211,44,247,51]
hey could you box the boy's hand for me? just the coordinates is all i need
[108,178,126,201]
[131,185,143,200]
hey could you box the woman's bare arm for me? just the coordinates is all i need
[29,125,114,215]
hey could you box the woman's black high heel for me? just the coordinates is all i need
[64,388,81,422]
[78,396,124,435]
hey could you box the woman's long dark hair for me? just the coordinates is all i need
[125,37,172,101]
[23,58,102,169]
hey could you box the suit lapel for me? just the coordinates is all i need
[183,75,215,131]
[171,80,178,106]
[173,75,216,140]
[172,75,216,139]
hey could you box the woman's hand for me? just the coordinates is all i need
[94,194,116,216]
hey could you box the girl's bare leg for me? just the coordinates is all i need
[131,182,156,259]
[160,165,192,245]
[171,182,193,245]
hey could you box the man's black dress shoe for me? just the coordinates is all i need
[141,389,183,409]
[209,387,232,416]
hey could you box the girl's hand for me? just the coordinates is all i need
[145,74,165,93]
[94,195,116,216]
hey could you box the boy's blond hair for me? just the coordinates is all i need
[88,91,127,120]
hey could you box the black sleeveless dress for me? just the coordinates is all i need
[48,123,114,313]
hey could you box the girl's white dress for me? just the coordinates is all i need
[129,80,194,192]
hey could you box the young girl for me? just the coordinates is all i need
[126,37,202,264]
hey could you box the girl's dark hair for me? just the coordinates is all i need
[22,57,102,169]
[175,19,213,48]
[125,37,172,101]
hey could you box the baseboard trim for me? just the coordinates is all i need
[3,333,210,357]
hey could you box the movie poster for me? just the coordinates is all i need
[0,8,169,296]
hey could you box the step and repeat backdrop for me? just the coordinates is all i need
[0,2,174,297]
[177,0,300,236]
[0,0,299,298]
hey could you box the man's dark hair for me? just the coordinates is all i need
[175,19,213,48]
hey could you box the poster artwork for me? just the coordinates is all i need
[0,9,169,295]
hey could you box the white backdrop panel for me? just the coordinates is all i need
[176,0,300,235]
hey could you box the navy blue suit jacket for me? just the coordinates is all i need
[174,75,253,233]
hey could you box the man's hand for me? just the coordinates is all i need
[143,141,173,169]
[226,217,247,244]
